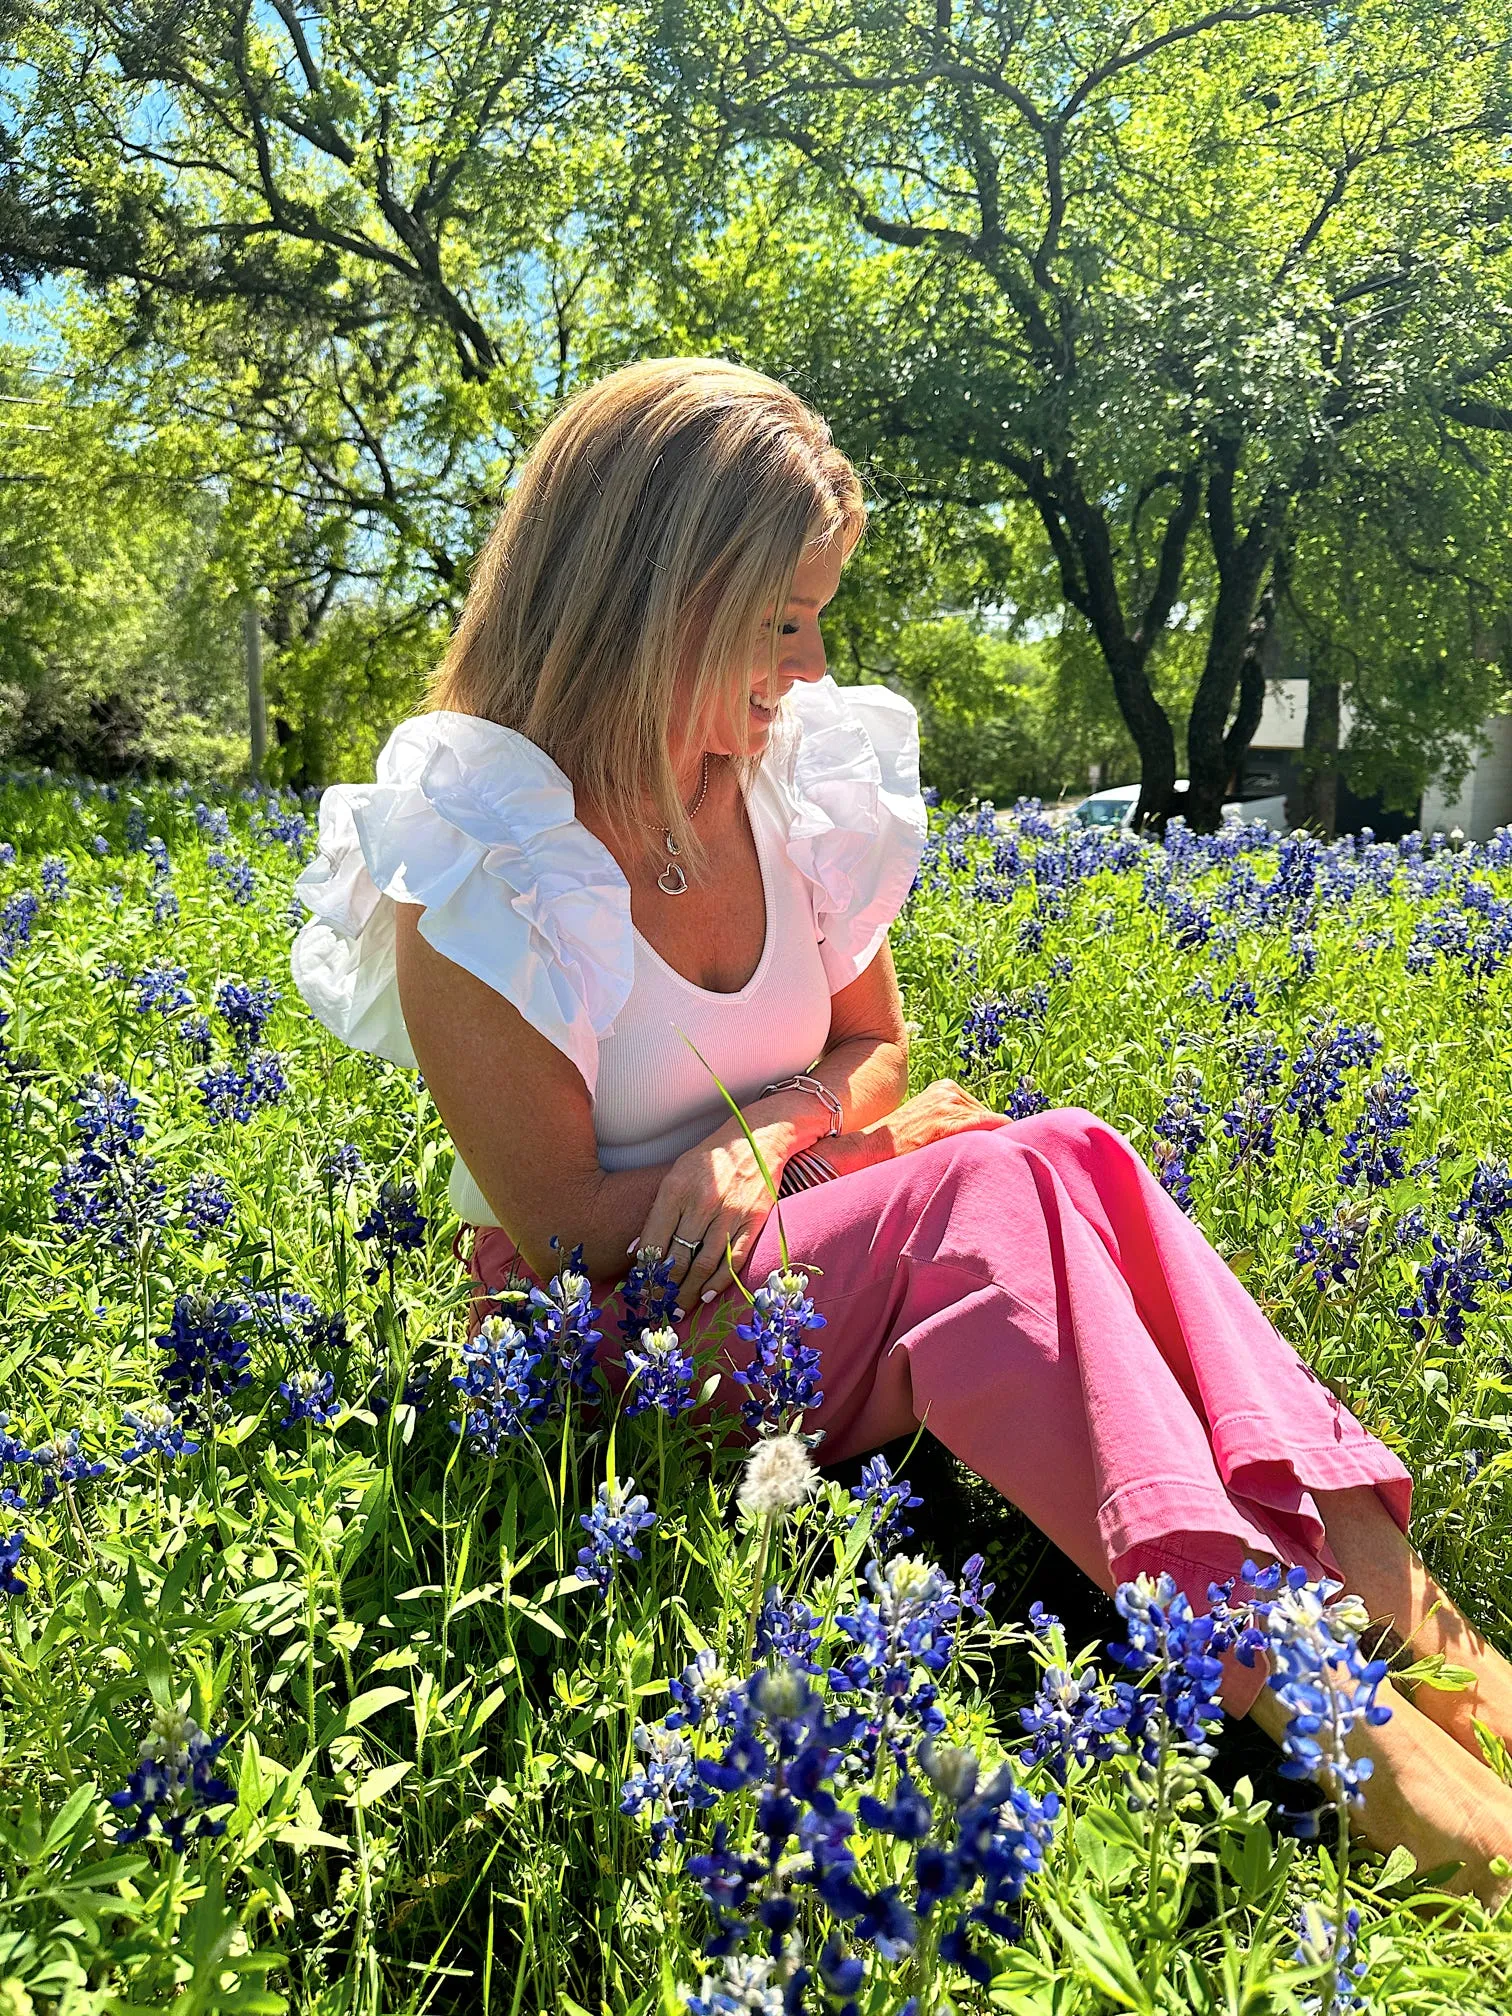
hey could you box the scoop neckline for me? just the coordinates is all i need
[629,772,778,1002]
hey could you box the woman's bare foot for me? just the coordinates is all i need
[1312,1486,1512,1768]
[1249,1678,1512,1912]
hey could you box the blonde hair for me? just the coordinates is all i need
[424,356,867,881]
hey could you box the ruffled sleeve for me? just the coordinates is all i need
[288,711,634,1095]
[768,676,928,993]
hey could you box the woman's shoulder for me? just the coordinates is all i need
[289,710,634,1089]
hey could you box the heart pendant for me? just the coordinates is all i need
[657,858,689,896]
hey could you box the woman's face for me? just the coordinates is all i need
[673,532,851,776]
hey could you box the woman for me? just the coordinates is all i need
[291,356,1512,1905]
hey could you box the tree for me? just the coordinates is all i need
[2,0,654,593]
[637,0,1512,827]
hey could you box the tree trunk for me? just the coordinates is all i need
[1289,667,1340,837]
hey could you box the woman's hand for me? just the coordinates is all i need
[635,1125,785,1312]
[862,1078,1013,1159]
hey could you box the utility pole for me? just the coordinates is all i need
[243,603,267,782]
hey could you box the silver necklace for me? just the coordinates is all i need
[637,750,710,896]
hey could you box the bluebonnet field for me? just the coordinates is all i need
[0,769,1509,2014]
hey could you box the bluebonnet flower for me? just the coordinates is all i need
[616,1241,685,1354]
[1017,914,1045,953]
[26,1430,108,1508]
[666,1650,740,1734]
[1453,1156,1512,1252]
[731,1269,826,1432]
[1295,1201,1373,1293]
[133,964,193,1016]
[92,835,109,856]
[1236,1030,1287,1090]
[576,1477,656,1593]
[50,1071,168,1249]
[178,1175,232,1236]
[452,1315,547,1453]
[177,1013,214,1063]
[1220,977,1257,1021]
[279,1368,338,1429]
[39,855,67,901]
[1221,1087,1278,1168]
[120,1401,200,1467]
[75,1073,144,1154]
[1294,1903,1368,2014]
[1106,1572,1232,1769]
[1286,1017,1382,1137]
[212,976,280,1053]
[1291,931,1318,980]
[1392,1205,1430,1250]
[153,885,180,927]
[623,1323,695,1418]
[124,807,148,851]
[1339,1069,1417,1190]
[355,1176,428,1283]
[0,1527,25,1597]
[319,1142,365,1188]
[848,1454,923,1557]
[1049,954,1073,982]
[197,1050,289,1125]
[284,892,308,931]
[194,803,232,843]
[1149,1137,1194,1214]
[107,1703,234,1852]
[0,840,13,866]
[959,995,1011,1067]
[155,1292,254,1408]
[753,1585,826,1676]
[620,1723,712,1850]
[525,1241,602,1396]
[683,1954,793,2016]
[1002,1075,1051,1119]
[1398,1223,1496,1352]
[1222,1562,1391,1831]
[1,888,41,955]
[253,804,312,855]
[206,850,255,903]
[1155,1066,1211,1160]
[144,836,170,879]
[1019,1662,1134,1786]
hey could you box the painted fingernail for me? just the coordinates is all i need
[626,1238,639,1254]
[701,1289,715,1304]
[673,1306,686,1321]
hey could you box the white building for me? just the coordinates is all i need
[1249,678,1512,839]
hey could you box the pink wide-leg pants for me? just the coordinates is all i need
[461,1108,1413,1716]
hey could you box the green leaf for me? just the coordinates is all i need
[349,1759,415,1809]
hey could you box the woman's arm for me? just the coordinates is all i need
[392,902,833,1295]
[393,900,668,1283]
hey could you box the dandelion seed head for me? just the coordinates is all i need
[737,1432,819,1520]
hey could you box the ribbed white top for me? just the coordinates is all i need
[451,763,833,1221]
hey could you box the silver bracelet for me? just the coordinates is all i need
[759,1072,843,1138]
[778,1147,839,1196]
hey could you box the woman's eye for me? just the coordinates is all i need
[780,623,801,636]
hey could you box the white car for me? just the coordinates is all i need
[1070,781,1289,833]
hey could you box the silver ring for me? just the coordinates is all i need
[671,1233,701,1252]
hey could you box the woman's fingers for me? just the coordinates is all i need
[679,1216,744,1309]
[690,1222,756,1307]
